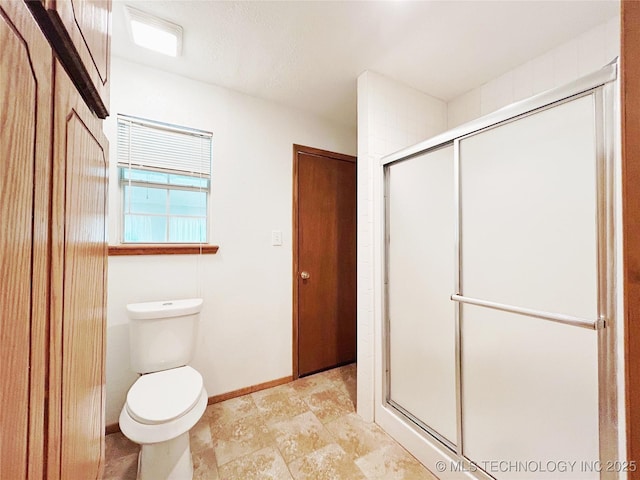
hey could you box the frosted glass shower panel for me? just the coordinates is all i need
[387,145,457,444]
[459,95,598,319]
[462,305,599,479]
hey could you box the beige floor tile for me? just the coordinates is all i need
[104,433,139,480]
[105,364,439,480]
[212,411,273,466]
[102,452,138,480]
[327,364,357,404]
[269,411,334,463]
[190,415,214,454]
[323,363,356,383]
[287,443,367,480]
[218,446,293,480]
[291,371,336,397]
[251,383,296,402]
[355,443,439,480]
[325,412,396,460]
[105,432,139,459]
[251,384,309,423]
[193,447,219,480]
[205,395,258,428]
[300,386,355,424]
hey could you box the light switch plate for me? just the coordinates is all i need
[271,230,283,246]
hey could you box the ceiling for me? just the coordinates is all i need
[111,0,619,129]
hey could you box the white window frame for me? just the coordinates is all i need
[117,114,212,244]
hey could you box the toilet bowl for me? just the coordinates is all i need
[120,366,208,480]
[119,299,207,480]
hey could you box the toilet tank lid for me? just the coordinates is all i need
[126,298,203,320]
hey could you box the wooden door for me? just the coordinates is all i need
[294,145,357,377]
[49,60,108,480]
[0,1,52,478]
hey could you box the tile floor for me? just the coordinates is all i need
[104,364,438,480]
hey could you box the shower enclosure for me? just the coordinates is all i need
[381,62,621,480]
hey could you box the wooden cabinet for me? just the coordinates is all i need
[27,0,111,118]
[0,3,52,479]
[48,61,109,480]
[1,1,109,479]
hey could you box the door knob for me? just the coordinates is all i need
[300,271,310,280]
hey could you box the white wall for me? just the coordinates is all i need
[447,17,620,128]
[356,71,448,421]
[105,57,356,425]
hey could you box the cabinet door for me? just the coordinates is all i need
[27,0,111,118]
[49,61,108,480]
[0,1,52,479]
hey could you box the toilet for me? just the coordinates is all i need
[119,298,208,480]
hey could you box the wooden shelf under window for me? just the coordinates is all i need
[108,244,219,256]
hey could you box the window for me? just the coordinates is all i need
[117,115,212,243]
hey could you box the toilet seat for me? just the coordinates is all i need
[126,366,203,425]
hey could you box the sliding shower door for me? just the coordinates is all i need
[458,95,600,478]
[383,65,618,479]
[387,145,457,446]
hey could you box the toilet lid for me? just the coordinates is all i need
[126,366,203,425]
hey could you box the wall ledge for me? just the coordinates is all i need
[108,244,219,256]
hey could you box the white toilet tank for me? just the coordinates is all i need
[127,298,203,374]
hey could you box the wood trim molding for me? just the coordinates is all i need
[105,375,293,435]
[622,1,640,474]
[293,144,357,163]
[206,376,293,405]
[292,145,300,380]
[108,244,219,256]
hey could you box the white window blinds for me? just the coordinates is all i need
[117,114,212,176]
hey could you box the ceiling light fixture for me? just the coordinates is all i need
[125,6,183,57]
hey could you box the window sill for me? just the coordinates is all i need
[108,244,219,256]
